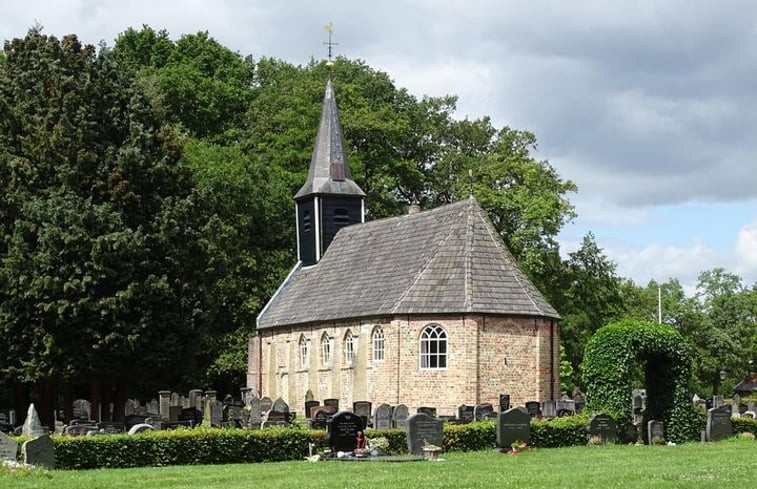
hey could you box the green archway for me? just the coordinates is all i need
[582,319,695,442]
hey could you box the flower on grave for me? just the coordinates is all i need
[369,436,390,452]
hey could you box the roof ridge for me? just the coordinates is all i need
[471,202,547,316]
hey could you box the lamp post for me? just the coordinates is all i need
[718,370,726,396]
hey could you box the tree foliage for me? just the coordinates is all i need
[0,29,215,394]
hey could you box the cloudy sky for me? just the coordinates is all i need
[3,0,756,292]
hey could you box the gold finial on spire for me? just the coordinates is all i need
[323,22,338,70]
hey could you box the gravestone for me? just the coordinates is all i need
[748,400,757,413]
[620,422,639,444]
[0,413,11,434]
[263,410,287,427]
[474,403,495,421]
[524,401,541,418]
[65,424,96,436]
[125,414,148,429]
[706,406,732,442]
[587,413,617,444]
[417,406,437,418]
[124,399,141,417]
[160,421,191,430]
[271,397,289,414]
[97,422,124,434]
[248,396,262,426]
[310,409,330,430]
[499,394,511,412]
[127,423,155,435]
[260,397,273,413]
[224,405,244,428]
[188,389,204,411]
[305,401,320,419]
[146,399,160,417]
[374,404,392,430]
[742,411,756,419]
[496,407,531,449]
[353,401,372,418]
[169,406,182,423]
[556,399,575,417]
[647,420,664,444]
[209,400,223,427]
[457,404,474,424]
[324,398,339,412]
[712,395,724,408]
[393,404,409,429]
[0,431,17,461]
[72,399,91,420]
[541,400,556,419]
[406,413,444,455]
[327,411,364,452]
[22,403,46,438]
[22,435,54,468]
[305,389,315,402]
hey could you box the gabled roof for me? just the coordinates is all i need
[734,375,757,393]
[257,197,559,329]
[294,78,364,199]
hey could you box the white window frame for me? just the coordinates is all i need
[299,335,309,368]
[419,324,447,369]
[344,330,355,365]
[372,326,385,362]
[322,333,332,366]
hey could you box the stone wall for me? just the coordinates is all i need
[250,314,559,415]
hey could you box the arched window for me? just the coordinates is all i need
[299,335,309,368]
[322,333,332,366]
[372,326,385,361]
[344,330,355,365]
[419,324,447,369]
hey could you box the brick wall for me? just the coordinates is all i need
[250,313,559,415]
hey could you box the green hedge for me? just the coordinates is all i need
[733,417,757,437]
[531,414,589,447]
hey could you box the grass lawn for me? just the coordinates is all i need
[3,440,756,489]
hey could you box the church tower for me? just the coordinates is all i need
[294,78,365,266]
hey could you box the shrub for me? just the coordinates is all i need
[530,414,589,448]
[583,320,695,443]
[732,417,757,437]
[442,421,496,451]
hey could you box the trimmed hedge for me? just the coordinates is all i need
[733,417,757,437]
[531,414,589,448]
[583,320,694,443]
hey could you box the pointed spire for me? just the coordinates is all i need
[294,79,364,199]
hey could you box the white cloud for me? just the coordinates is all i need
[735,219,757,278]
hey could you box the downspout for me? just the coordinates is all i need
[550,320,555,400]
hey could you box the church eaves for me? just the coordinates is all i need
[294,79,364,199]
[257,197,559,329]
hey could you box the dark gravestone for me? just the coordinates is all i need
[417,406,437,418]
[324,398,339,411]
[97,422,124,434]
[209,400,223,427]
[499,394,511,412]
[556,399,575,417]
[124,414,147,429]
[525,401,541,418]
[168,406,182,423]
[271,397,289,414]
[310,409,330,430]
[160,421,191,430]
[179,408,203,427]
[260,397,273,413]
[587,414,617,444]
[474,403,495,421]
[327,411,364,452]
[0,423,12,434]
[457,405,474,424]
[374,404,392,430]
[263,410,287,427]
[393,404,409,429]
[305,401,320,419]
[706,406,732,442]
[224,405,244,428]
[647,420,664,444]
[0,432,18,461]
[620,422,639,444]
[22,435,54,468]
[406,413,444,455]
[496,407,531,449]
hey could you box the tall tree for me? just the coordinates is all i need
[0,29,216,421]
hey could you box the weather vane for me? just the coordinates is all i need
[323,22,338,69]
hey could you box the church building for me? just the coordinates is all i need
[247,76,560,415]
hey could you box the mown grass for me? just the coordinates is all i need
[2,440,755,489]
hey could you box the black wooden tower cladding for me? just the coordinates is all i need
[294,79,365,266]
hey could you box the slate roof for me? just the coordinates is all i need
[734,375,757,393]
[257,197,559,329]
[294,78,364,199]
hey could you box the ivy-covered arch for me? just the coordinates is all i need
[583,319,695,442]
